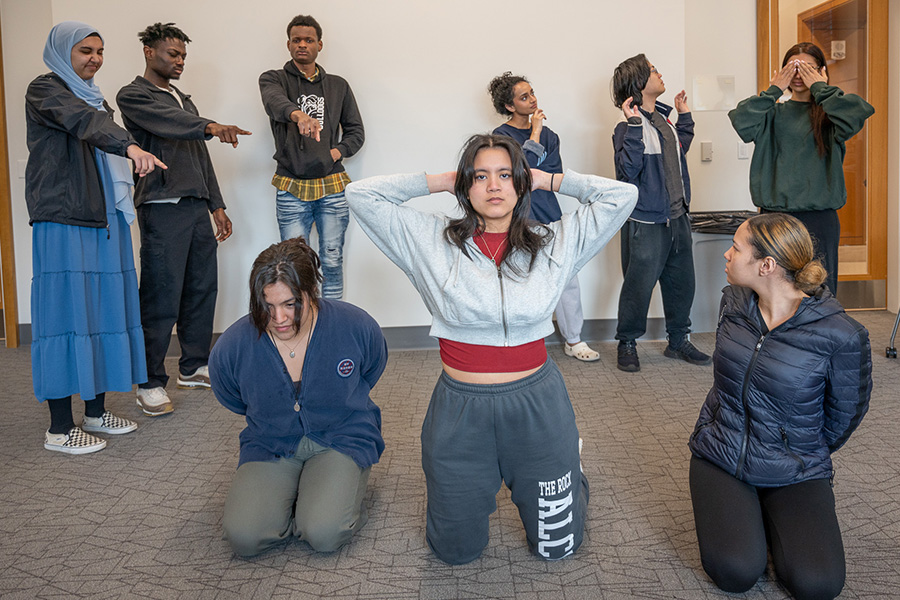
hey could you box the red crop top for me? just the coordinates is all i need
[438,231,547,373]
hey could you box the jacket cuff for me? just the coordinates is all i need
[558,169,589,201]
[522,139,545,156]
[762,85,785,99]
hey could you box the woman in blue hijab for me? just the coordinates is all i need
[25,21,166,454]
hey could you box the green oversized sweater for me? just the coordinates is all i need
[728,82,873,211]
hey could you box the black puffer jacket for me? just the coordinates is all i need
[689,285,871,487]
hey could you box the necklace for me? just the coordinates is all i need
[269,312,315,412]
[478,231,508,264]
[270,316,314,359]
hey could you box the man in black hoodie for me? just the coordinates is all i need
[118,22,250,417]
[259,14,365,299]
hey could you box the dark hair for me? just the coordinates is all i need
[137,22,191,47]
[286,14,322,40]
[443,134,552,276]
[488,72,529,117]
[782,42,832,157]
[248,237,322,336]
[612,54,651,108]
[745,213,826,294]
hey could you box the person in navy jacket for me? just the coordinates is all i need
[611,54,709,372]
[688,213,871,599]
[209,237,387,557]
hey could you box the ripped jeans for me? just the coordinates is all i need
[276,190,349,299]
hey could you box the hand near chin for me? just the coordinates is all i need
[530,109,545,136]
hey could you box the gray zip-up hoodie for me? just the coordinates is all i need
[346,171,637,346]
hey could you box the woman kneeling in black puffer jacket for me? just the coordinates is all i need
[688,212,872,600]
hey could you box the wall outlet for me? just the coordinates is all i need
[737,142,752,160]
[700,141,713,162]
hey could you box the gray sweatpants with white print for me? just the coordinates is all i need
[421,358,589,564]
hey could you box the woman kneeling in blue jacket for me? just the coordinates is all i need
[688,213,872,600]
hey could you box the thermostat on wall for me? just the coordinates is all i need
[832,40,846,60]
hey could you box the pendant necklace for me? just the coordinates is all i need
[269,314,315,412]
[478,231,507,265]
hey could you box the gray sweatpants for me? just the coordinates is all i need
[421,359,589,564]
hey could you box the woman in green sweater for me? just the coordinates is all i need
[728,42,873,296]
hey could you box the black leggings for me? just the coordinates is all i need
[689,456,845,600]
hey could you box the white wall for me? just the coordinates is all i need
[4,0,765,333]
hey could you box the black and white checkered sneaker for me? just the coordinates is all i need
[44,427,107,455]
[82,411,138,435]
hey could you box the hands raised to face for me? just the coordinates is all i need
[771,59,827,92]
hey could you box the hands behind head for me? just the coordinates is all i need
[530,168,559,192]
[621,97,641,120]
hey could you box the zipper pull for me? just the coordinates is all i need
[106,224,110,240]
[755,334,765,351]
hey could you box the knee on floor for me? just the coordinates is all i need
[703,553,766,594]
[781,565,845,600]
[297,514,355,553]
[223,521,271,558]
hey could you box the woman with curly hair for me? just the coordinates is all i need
[487,72,598,362]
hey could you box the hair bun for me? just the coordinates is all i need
[794,259,827,294]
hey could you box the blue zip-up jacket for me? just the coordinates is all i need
[209,299,388,469]
[612,102,693,223]
[689,285,872,487]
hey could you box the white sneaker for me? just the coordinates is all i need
[136,387,174,417]
[177,365,211,389]
[44,427,106,455]
[82,411,138,435]
[564,341,600,362]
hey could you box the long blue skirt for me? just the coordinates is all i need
[31,184,147,402]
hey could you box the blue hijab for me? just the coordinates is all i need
[42,21,136,223]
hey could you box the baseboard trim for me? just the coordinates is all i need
[14,318,673,355]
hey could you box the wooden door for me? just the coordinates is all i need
[798,0,867,247]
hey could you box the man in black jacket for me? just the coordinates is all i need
[117,22,250,417]
[259,14,365,299]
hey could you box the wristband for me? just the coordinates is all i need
[550,173,555,191]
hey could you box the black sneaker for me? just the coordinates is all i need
[664,339,712,365]
[617,340,640,372]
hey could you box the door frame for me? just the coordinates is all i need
[756,0,888,284]
[0,21,19,348]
